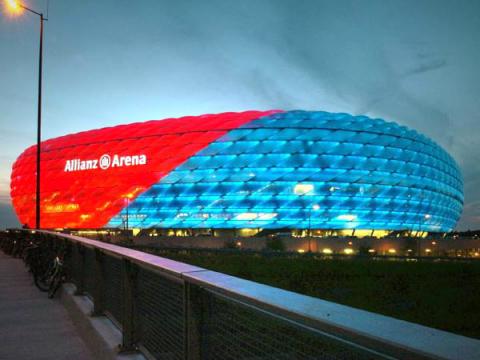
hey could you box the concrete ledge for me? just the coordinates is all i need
[60,283,145,360]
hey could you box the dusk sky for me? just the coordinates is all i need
[0,0,479,229]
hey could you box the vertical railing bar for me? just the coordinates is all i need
[74,243,85,295]
[120,258,138,353]
[183,282,188,360]
[184,281,203,360]
[91,248,105,316]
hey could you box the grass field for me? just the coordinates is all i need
[140,248,480,339]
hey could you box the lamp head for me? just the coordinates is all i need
[5,0,23,15]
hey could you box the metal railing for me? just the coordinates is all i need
[2,229,480,360]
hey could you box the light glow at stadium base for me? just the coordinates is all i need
[66,227,425,241]
[11,110,463,232]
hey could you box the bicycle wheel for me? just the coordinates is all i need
[34,273,50,292]
[31,259,50,291]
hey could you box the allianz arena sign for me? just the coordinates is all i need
[64,154,148,172]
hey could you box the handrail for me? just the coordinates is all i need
[19,230,480,359]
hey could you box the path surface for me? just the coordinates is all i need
[0,251,93,360]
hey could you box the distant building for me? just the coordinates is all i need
[11,110,463,232]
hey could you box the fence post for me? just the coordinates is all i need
[74,243,85,295]
[120,259,138,353]
[184,282,203,360]
[91,248,105,316]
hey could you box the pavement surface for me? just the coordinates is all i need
[0,251,94,360]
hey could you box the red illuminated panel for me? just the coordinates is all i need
[10,111,279,228]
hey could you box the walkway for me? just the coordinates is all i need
[0,251,93,360]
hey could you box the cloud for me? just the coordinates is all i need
[1,0,479,230]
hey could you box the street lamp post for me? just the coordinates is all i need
[294,184,319,253]
[124,193,133,234]
[308,204,320,252]
[415,213,431,256]
[126,197,129,231]
[5,0,48,229]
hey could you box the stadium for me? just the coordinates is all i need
[10,110,463,235]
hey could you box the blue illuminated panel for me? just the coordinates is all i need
[108,111,463,231]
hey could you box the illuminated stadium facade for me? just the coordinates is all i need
[11,110,463,233]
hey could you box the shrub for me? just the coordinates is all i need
[223,240,237,249]
[265,238,285,251]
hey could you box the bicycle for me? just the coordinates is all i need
[33,242,67,298]
[46,254,66,298]
[23,242,54,292]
